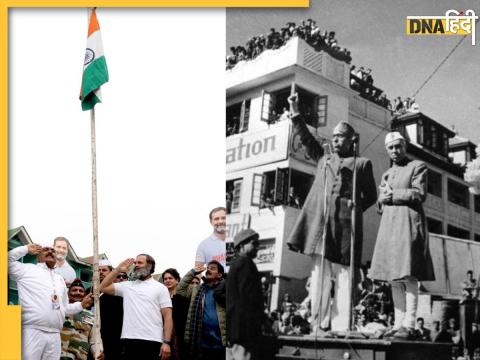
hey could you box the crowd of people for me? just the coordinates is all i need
[8,207,228,360]
[226,18,352,70]
[349,65,421,115]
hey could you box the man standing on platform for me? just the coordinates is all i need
[369,132,435,340]
[286,93,377,332]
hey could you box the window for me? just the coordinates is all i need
[260,86,328,127]
[251,168,314,208]
[226,178,243,214]
[226,99,251,137]
[427,217,443,234]
[448,179,470,208]
[417,120,424,144]
[317,96,328,126]
[475,234,480,243]
[475,195,480,214]
[447,225,470,240]
[427,169,442,198]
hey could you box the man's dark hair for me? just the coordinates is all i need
[138,253,155,274]
[207,260,224,278]
[162,268,180,282]
[417,317,424,322]
[468,270,474,275]
[209,207,226,221]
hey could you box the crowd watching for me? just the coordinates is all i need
[349,65,420,115]
[8,207,228,360]
[7,208,480,360]
[260,266,480,360]
[226,18,352,70]
[226,20,422,120]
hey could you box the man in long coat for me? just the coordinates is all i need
[369,132,435,339]
[227,229,264,360]
[286,93,377,332]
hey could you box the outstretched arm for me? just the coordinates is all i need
[288,93,324,163]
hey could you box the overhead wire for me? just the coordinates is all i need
[359,20,476,156]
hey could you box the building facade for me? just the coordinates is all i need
[226,36,480,312]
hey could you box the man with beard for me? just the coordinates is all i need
[60,278,104,360]
[227,229,264,360]
[286,93,377,332]
[8,244,92,360]
[100,254,173,360]
[97,259,124,360]
[53,237,77,285]
[195,207,227,269]
[177,260,226,360]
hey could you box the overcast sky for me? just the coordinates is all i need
[10,8,225,277]
[227,0,480,144]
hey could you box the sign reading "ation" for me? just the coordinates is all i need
[226,122,290,172]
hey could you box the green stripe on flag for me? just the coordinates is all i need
[81,56,108,111]
[81,92,102,111]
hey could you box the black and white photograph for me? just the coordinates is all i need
[226,1,480,359]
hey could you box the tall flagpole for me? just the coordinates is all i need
[90,105,103,356]
[88,7,102,357]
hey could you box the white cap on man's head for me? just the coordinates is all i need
[99,259,112,267]
[385,132,405,146]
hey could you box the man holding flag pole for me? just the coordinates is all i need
[79,7,109,360]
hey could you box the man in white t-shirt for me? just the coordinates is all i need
[195,207,227,268]
[53,236,76,285]
[100,254,173,360]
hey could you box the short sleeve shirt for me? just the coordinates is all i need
[195,234,226,268]
[114,278,172,342]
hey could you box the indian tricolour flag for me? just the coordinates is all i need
[80,9,109,111]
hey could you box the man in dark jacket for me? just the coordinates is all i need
[177,260,226,360]
[227,229,264,360]
[286,93,377,332]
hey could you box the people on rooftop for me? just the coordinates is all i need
[226,19,352,70]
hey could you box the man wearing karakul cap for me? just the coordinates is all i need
[369,132,435,340]
[286,93,377,332]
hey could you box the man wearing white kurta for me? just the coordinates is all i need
[8,244,92,360]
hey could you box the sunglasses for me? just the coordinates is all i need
[116,274,128,280]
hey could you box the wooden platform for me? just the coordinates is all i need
[276,335,453,360]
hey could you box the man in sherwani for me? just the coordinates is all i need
[286,93,377,332]
[369,132,435,340]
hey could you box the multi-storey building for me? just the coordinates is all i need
[226,36,480,314]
